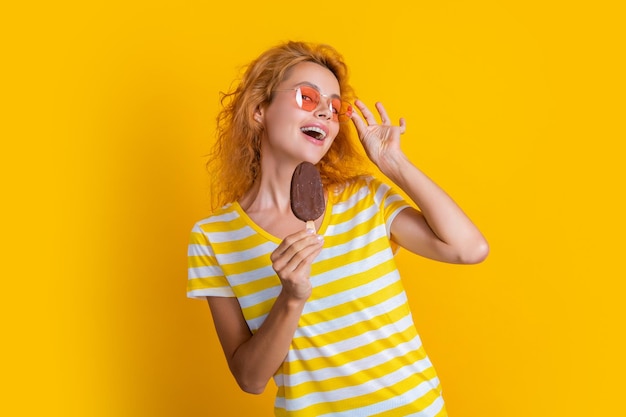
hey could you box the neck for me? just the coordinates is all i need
[238,168,292,215]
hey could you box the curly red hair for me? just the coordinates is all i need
[207,41,368,209]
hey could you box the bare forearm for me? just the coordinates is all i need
[381,152,488,262]
[229,291,305,394]
[223,230,321,393]
[348,99,487,263]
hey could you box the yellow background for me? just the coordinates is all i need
[2,1,624,416]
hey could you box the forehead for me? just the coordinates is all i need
[280,62,341,95]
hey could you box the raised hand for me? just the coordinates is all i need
[350,100,407,172]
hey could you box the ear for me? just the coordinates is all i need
[254,107,264,123]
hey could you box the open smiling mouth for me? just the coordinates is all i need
[300,126,327,141]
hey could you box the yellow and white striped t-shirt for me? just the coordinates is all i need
[188,177,447,416]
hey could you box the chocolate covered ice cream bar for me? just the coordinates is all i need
[290,162,325,231]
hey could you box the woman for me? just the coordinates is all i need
[188,41,488,416]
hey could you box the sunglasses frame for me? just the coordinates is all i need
[273,85,353,122]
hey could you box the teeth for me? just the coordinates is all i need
[300,126,327,140]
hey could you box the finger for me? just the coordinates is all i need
[375,102,391,125]
[349,107,369,136]
[353,99,378,126]
[272,234,323,271]
[399,117,407,134]
[276,239,323,275]
[271,229,315,260]
[291,244,324,274]
[286,238,323,269]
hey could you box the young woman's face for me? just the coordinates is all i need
[258,61,343,167]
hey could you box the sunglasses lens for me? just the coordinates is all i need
[339,101,352,122]
[298,86,320,111]
[330,98,342,116]
[295,86,351,122]
[335,101,353,122]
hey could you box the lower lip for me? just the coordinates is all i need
[301,132,326,146]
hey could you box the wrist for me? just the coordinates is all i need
[276,289,309,311]
[379,151,411,182]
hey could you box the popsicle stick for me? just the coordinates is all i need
[305,220,316,233]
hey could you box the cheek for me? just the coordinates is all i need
[324,131,340,151]
[262,109,298,141]
[265,101,298,126]
[328,125,341,142]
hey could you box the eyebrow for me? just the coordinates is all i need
[293,81,342,99]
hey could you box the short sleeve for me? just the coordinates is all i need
[187,222,235,299]
[370,178,411,239]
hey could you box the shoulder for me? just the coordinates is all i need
[193,203,237,227]
[331,176,397,204]
[327,176,400,217]
[330,175,380,197]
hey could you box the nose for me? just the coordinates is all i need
[314,99,333,120]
